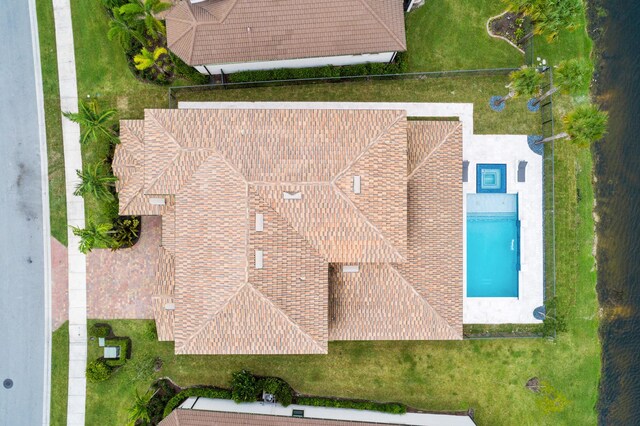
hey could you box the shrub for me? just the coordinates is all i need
[229,52,408,84]
[260,377,293,407]
[170,53,209,85]
[111,216,141,250]
[163,387,232,418]
[296,397,406,414]
[231,370,260,403]
[89,323,112,338]
[104,337,131,367]
[86,360,112,383]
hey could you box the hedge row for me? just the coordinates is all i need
[163,387,232,418]
[296,396,406,414]
[228,52,408,83]
[104,337,131,367]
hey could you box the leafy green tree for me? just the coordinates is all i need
[504,0,582,42]
[63,100,118,145]
[533,58,591,106]
[107,7,147,48]
[71,222,115,254]
[541,103,608,146]
[494,66,543,106]
[119,0,172,39]
[74,163,118,200]
[134,47,169,75]
[127,390,154,426]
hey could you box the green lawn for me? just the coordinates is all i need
[406,0,522,71]
[45,0,600,424]
[36,0,67,245]
[51,323,69,426]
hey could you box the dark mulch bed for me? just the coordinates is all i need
[489,12,529,47]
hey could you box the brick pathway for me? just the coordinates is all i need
[86,216,161,319]
[51,237,68,331]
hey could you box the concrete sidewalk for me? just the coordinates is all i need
[51,0,87,424]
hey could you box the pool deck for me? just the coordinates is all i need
[179,101,543,325]
[463,135,544,324]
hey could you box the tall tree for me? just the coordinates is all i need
[533,58,591,105]
[107,7,147,48]
[541,103,608,146]
[494,66,543,106]
[119,0,172,39]
[71,222,115,254]
[504,0,582,42]
[63,100,118,145]
[74,163,118,200]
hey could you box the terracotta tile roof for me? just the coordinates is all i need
[115,109,463,355]
[160,409,421,426]
[166,0,406,66]
[329,121,463,340]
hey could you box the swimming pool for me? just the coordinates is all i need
[467,194,520,297]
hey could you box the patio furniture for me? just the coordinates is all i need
[98,337,105,347]
[518,161,528,182]
[463,161,469,183]
[104,346,120,359]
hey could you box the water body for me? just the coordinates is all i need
[593,0,640,423]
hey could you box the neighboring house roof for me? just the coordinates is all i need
[166,0,407,66]
[160,409,421,426]
[113,108,462,355]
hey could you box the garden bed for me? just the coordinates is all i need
[488,11,529,51]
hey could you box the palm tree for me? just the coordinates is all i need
[71,222,115,254]
[107,7,147,48]
[119,0,172,39]
[74,163,118,200]
[540,103,608,146]
[533,59,591,106]
[503,0,582,42]
[493,66,543,107]
[63,100,118,145]
[127,390,154,426]
[134,47,169,75]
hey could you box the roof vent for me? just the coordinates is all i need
[283,191,302,200]
[342,265,359,273]
[353,176,361,194]
[255,213,264,232]
[149,197,166,206]
[255,250,264,269]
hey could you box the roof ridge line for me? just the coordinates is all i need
[388,264,459,338]
[244,282,326,353]
[332,184,406,263]
[251,187,329,263]
[356,0,406,49]
[179,282,249,349]
[407,122,462,180]
[168,24,194,54]
[144,112,183,191]
[332,111,406,184]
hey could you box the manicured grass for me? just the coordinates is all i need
[36,0,67,245]
[51,323,69,426]
[406,0,522,71]
[174,74,538,135]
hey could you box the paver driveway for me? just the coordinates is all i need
[86,216,161,319]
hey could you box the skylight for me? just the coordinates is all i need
[149,197,166,205]
[255,250,264,269]
[256,213,264,232]
[353,176,361,194]
[342,265,359,273]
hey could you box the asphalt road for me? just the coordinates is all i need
[0,0,49,424]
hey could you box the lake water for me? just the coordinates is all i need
[593,0,640,423]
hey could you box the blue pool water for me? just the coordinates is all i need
[477,164,506,193]
[467,194,519,297]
